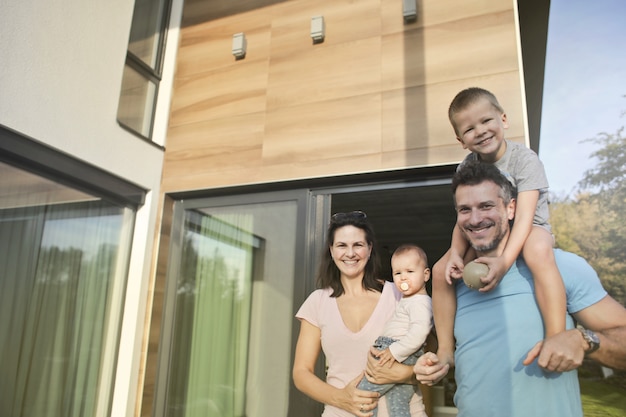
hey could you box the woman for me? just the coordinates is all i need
[292,211,427,417]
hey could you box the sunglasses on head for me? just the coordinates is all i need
[330,211,367,222]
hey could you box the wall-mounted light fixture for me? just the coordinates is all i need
[232,32,247,59]
[402,0,417,23]
[310,16,325,44]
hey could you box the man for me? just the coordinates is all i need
[414,160,626,416]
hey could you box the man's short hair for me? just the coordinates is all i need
[452,160,516,204]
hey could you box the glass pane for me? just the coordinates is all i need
[128,0,168,70]
[164,201,298,417]
[0,162,134,417]
[117,64,157,138]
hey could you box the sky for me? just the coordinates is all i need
[538,0,626,197]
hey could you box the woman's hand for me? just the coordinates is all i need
[366,349,415,384]
[339,373,379,416]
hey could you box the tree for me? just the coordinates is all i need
[551,127,626,306]
[579,127,626,263]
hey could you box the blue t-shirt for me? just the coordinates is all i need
[453,249,607,417]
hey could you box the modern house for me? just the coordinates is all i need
[1,0,555,416]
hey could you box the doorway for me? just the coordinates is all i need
[147,169,458,417]
[323,179,455,284]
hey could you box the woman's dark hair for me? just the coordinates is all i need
[316,211,383,297]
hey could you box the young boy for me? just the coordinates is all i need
[358,244,433,417]
[432,87,566,367]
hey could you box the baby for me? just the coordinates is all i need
[358,244,433,417]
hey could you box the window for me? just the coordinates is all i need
[117,0,171,140]
[0,126,146,416]
[155,196,306,417]
[0,161,136,417]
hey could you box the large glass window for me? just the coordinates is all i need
[155,195,307,417]
[0,162,135,417]
[117,0,171,140]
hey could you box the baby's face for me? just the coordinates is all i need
[391,252,430,296]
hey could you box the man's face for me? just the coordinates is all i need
[454,180,515,256]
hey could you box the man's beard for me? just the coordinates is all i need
[465,222,507,253]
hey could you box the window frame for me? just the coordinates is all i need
[117,0,173,142]
[0,125,146,208]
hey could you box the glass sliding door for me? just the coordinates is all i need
[150,172,456,417]
[0,162,135,417]
[157,191,309,417]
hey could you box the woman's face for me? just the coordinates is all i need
[330,225,372,279]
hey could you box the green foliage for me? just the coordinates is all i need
[580,127,626,195]
[580,128,626,263]
[580,378,626,417]
[550,127,626,306]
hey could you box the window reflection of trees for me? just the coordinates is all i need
[166,210,262,417]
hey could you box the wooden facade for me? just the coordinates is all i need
[162,0,526,193]
[141,0,528,415]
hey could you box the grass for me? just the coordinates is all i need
[580,377,626,417]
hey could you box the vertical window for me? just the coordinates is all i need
[155,197,305,417]
[0,161,135,417]
[117,0,171,140]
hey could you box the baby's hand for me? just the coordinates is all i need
[374,348,396,368]
[445,253,465,284]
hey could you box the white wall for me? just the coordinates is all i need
[0,0,161,185]
[0,0,184,416]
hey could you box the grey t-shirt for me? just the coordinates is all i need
[460,140,550,230]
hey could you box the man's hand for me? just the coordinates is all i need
[523,329,586,372]
[413,352,451,386]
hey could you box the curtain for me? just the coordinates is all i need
[166,211,255,417]
[0,202,129,417]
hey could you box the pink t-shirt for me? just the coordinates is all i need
[296,281,426,417]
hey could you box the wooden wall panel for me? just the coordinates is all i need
[271,0,383,49]
[414,0,512,29]
[169,59,270,127]
[162,0,526,193]
[381,72,525,158]
[266,36,382,109]
[175,16,273,78]
[165,112,265,180]
[263,93,382,163]
[381,10,519,90]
